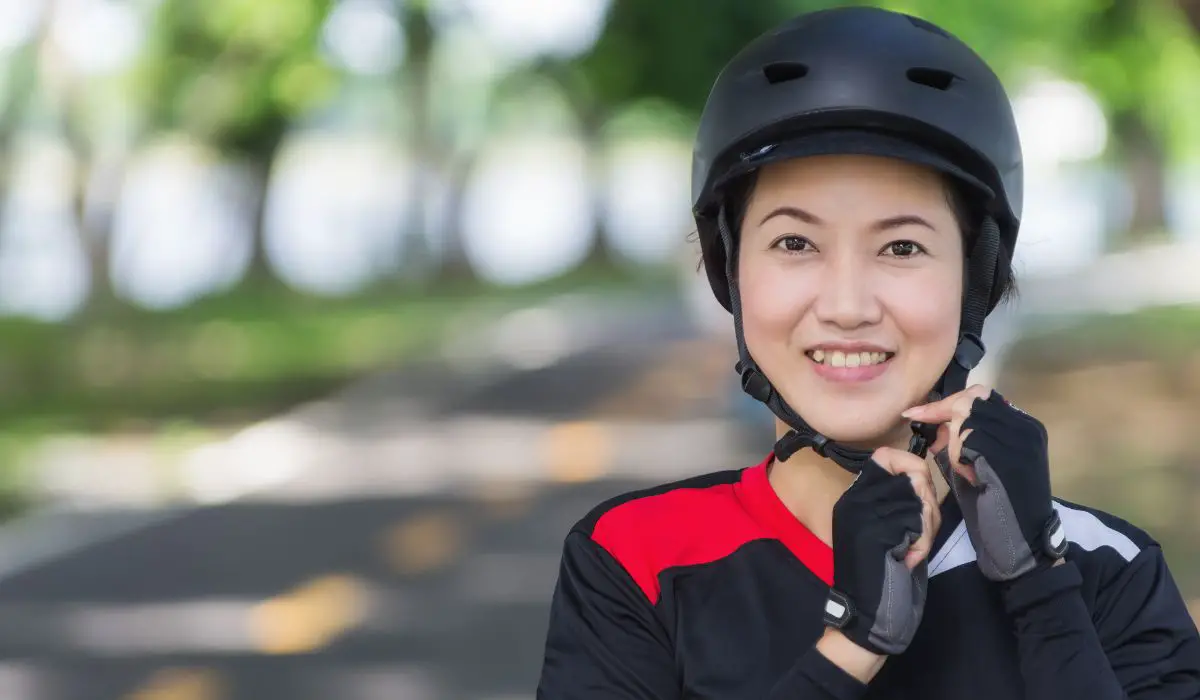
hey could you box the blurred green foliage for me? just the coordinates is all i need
[572,0,801,116]
[569,0,1200,158]
[26,0,1200,310]
[131,0,339,157]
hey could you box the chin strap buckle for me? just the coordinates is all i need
[773,429,835,463]
[907,421,938,458]
[953,332,987,373]
[773,430,805,462]
[736,361,773,403]
[937,333,988,398]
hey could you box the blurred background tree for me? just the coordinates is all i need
[0,0,1194,544]
[132,0,339,291]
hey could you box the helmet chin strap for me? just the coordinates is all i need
[718,205,999,473]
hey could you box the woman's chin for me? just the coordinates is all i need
[791,416,912,451]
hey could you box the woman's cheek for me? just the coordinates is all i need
[741,263,810,341]
[889,271,962,350]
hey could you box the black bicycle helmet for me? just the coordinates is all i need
[691,6,1024,472]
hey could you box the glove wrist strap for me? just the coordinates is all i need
[1041,510,1068,561]
[823,588,888,655]
[823,588,855,630]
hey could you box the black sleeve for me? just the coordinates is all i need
[768,646,870,700]
[536,531,681,699]
[1001,548,1200,700]
[537,531,869,699]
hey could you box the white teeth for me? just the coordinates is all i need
[809,350,890,367]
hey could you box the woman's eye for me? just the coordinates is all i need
[885,240,923,258]
[774,236,812,253]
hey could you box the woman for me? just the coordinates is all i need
[537,7,1200,699]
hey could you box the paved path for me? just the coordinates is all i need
[0,293,762,700]
[0,479,661,700]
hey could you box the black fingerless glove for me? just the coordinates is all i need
[936,391,1067,582]
[823,458,928,656]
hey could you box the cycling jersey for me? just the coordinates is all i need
[536,455,1200,699]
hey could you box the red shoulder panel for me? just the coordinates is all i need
[590,459,833,603]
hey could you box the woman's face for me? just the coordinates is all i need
[738,154,964,447]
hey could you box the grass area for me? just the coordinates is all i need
[0,263,676,517]
[1005,304,1200,373]
[1001,303,1200,598]
[0,264,676,437]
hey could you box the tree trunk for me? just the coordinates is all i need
[237,136,291,293]
[396,0,437,286]
[582,180,619,270]
[243,159,274,286]
[578,109,620,272]
[60,95,124,314]
[538,57,622,273]
[1177,0,1200,34]
[73,160,117,308]
[437,148,480,285]
[1111,110,1169,245]
[31,1,115,317]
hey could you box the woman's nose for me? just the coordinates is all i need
[812,255,883,330]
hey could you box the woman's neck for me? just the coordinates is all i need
[765,419,950,547]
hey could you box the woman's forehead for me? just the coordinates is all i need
[749,154,949,213]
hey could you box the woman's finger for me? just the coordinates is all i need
[946,397,970,466]
[902,384,992,424]
[905,498,940,569]
[874,447,940,569]
[953,428,978,485]
[929,423,951,457]
[874,448,936,500]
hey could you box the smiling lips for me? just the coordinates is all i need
[805,347,894,383]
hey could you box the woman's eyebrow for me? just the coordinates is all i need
[758,207,935,232]
[759,206,823,227]
[872,214,935,232]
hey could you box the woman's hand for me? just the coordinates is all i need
[823,448,940,663]
[902,386,1067,582]
[872,446,942,570]
[905,384,992,485]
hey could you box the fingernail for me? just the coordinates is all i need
[901,408,919,419]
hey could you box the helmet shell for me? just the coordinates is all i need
[691,7,1023,312]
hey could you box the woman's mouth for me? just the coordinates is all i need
[804,349,895,383]
[805,349,894,368]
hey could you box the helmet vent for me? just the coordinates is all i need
[907,67,958,91]
[762,62,809,85]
